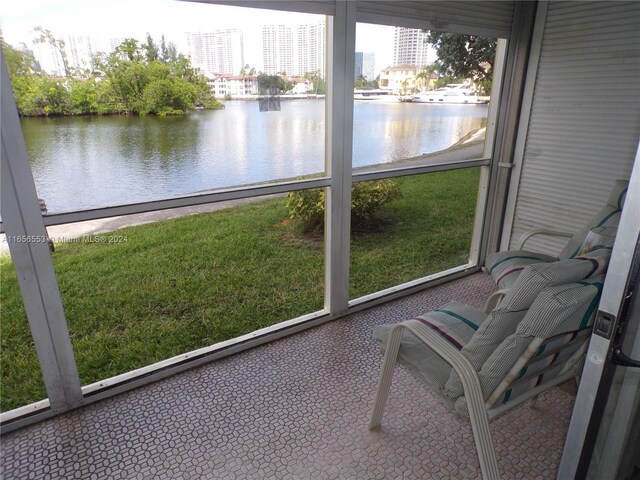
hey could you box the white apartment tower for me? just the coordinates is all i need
[262,22,325,78]
[393,27,434,67]
[186,30,244,75]
[31,42,65,76]
[296,22,325,78]
[262,25,294,75]
[66,36,97,71]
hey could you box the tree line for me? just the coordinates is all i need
[2,31,223,117]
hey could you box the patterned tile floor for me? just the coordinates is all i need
[1,273,575,479]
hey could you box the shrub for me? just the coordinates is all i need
[286,179,402,231]
[286,188,325,230]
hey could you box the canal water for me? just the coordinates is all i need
[20,99,488,212]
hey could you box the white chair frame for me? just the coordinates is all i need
[369,320,590,480]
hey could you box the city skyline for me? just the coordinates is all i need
[1,0,398,77]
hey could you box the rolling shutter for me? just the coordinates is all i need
[508,1,640,255]
[356,1,515,38]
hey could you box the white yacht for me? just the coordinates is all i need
[412,84,488,104]
[353,89,393,101]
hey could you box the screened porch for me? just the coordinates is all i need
[1,1,639,479]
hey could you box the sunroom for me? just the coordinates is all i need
[1,1,639,479]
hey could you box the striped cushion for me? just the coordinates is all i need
[560,180,628,259]
[453,278,603,416]
[485,180,627,288]
[373,301,487,395]
[574,247,611,277]
[485,250,558,289]
[444,252,610,401]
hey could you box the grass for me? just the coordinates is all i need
[0,167,479,411]
[350,169,479,297]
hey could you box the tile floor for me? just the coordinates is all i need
[0,273,575,479]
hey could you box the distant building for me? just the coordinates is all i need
[362,52,375,80]
[355,52,375,80]
[261,22,325,78]
[206,74,310,98]
[29,36,97,75]
[296,22,325,78]
[206,74,258,97]
[393,27,435,67]
[262,25,294,75]
[288,77,313,94]
[66,36,97,71]
[379,64,423,95]
[187,30,244,75]
[31,41,65,76]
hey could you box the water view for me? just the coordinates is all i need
[21,100,487,212]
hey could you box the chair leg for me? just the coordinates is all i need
[528,396,539,408]
[468,407,501,480]
[369,325,405,430]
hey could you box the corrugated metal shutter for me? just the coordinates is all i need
[509,1,640,255]
[356,1,515,38]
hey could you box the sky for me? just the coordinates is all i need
[1,0,395,75]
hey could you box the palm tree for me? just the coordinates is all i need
[400,78,409,96]
[416,65,438,92]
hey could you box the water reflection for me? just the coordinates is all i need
[21,100,486,212]
[353,102,486,166]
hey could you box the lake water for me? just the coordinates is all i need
[20,100,488,212]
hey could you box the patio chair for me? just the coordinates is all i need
[485,179,627,291]
[369,252,609,480]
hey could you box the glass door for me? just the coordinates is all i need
[558,145,640,479]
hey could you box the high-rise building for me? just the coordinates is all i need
[296,22,325,78]
[262,25,294,75]
[31,42,65,76]
[393,27,434,67]
[186,30,244,75]
[66,36,97,71]
[262,22,325,78]
[27,36,96,76]
[355,52,375,80]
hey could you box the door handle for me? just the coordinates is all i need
[611,346,640,368]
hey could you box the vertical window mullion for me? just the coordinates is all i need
[325,0,357,315]
[469,38,509,267]
[0,54,83,411]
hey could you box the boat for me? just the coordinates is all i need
[412,84,489,104]
[353,89,393,101]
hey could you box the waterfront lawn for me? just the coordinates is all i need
[0,168,479,411]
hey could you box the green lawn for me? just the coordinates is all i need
[0,167,479,411]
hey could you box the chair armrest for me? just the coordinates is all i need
[484,289,509,313]
[403,320,484,400]
[518,228,573,250]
